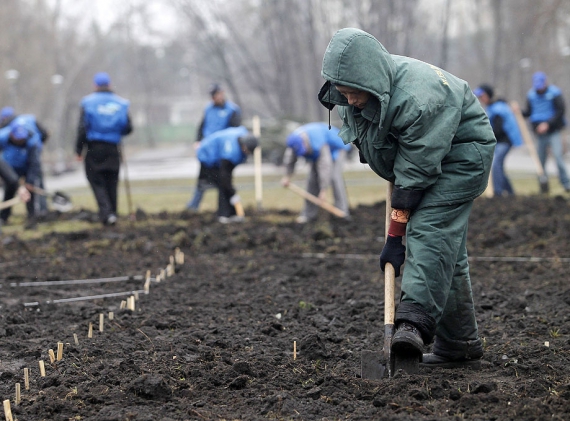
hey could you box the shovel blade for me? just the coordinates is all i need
[51,191,73,213]
[361,350,388,380]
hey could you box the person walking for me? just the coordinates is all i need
[0,123,41,225]
[196,126,257,223]
[516,71,570,193]
[318,28,496,368]
[474,84,523,197]
[75,72,132,226]
[186,84,242,211]
[281,122,352,223]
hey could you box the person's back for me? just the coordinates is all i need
[197,126,249,168]
[76,72,132,225]
[81,92,130,143]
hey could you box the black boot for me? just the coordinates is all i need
[391,322,425,356]
[420,336,483,369]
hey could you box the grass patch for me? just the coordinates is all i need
[1,169,562,239]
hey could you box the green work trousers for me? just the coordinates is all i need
[402,200,479,344]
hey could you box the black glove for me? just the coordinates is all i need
[380,235,406,277]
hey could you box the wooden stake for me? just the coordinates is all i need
[175,250,184,265]
[15,384,20,406]
[134,291,139,300]
[253,115,263,209]
[160,268,166,280]
[48,349,55,364]
[99,313,104,332]
[23,368,29,390]
[120,300,126,309]
[3,399,13,421]
[38,360,46,377]
[144,279,150,294]
[57,342,63,361]
[73,333,79,345]
[88,323,93,338]
[166,264,173,277]
[293,341,297,360]
[145,269,151,281]
[108,311,114,321]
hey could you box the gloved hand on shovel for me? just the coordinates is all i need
[380,207,410,277]
[380,235,406,277]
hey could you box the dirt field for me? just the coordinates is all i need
[0,195,569,421]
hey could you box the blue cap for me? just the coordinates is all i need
[93,72,111,87]
[533,72,547,90]
[11,124,28,141]
[286,133,307,156]
[473,88,484,97]
[0,107,14,119]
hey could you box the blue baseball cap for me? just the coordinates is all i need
[0,107,14,119]
[11,124,28,141]
[473,88,484,97]
[532,72,547,90]
[93,72,111,87]
[286,133,307,156]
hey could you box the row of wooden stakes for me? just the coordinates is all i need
[2,248,185,421]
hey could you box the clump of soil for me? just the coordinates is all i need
[0,195,569,420]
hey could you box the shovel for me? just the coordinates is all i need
[28,186,73,213]
[361,182,419,380]
[286,183,347,218]
[511,101,549,193]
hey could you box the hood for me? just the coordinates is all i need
[319,28,396,121]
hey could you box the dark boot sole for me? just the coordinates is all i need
[420,359,482,370]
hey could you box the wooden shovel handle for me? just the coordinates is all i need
[510,101,546,178]
[287,183,347,218]
[0,196,22,211]
[234,201,245,217]
[384,182,395,326]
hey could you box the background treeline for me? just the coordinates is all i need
[1,0,570,172]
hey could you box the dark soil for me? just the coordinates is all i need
[0,195,569,421]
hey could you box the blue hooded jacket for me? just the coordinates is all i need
[486,101,523,147]
[80,91,130,143]
[201,101,241,139]
[197,126,250,168]
[0,122,41,181]
[286,122,351,162]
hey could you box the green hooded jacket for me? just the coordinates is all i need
[318,28,496,207]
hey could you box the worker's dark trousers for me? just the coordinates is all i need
[85,166,119,222]
[400,200,481,355]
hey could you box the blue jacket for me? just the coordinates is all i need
[0,123,41,182]
[199,101,241,139]
[80,91,130,144]
[526,85,566,131]
[197,126,250,168]
[291,122,351,162]
[486,101,523,147]
[11,114,46,151]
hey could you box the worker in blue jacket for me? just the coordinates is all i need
[196,126,258,222]
[513,72,569,193]
[187,84,242,211]
[75,72,132,226]
[0,123,41,224]
[474,84,523,197]
[281,122,352,223]
[3,111,50,214]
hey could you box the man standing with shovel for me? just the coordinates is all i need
[318,28,496,373]
[75,72,133,226]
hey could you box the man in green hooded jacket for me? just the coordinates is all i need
[318,28,496,368]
